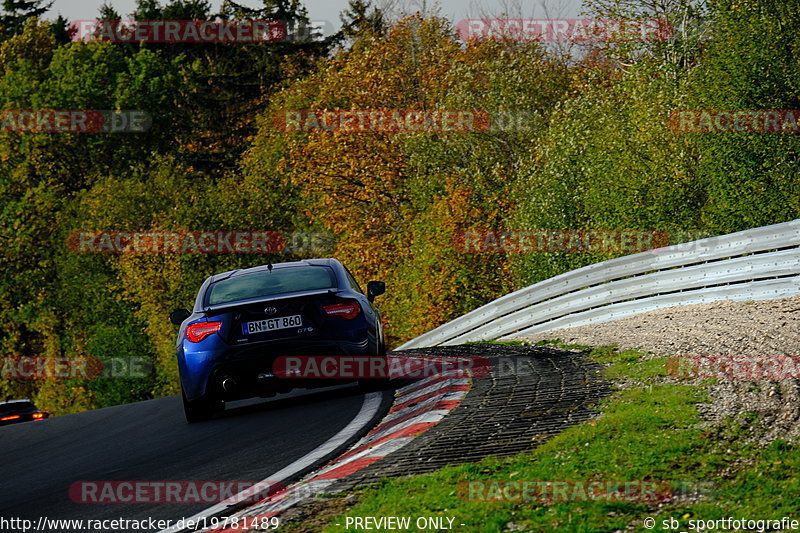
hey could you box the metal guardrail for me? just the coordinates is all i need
[398,220,800,349]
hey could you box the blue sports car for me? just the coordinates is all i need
[170,258,387,423]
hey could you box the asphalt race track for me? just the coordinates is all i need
[0,385,376,531]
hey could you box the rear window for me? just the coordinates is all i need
[207,266,337,306]
[0,401,34,415]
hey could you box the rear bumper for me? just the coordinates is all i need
[179,337,378,401]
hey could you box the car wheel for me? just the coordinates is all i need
[181,388,222,423]
[359,335,390,391]
[358,378,390,392]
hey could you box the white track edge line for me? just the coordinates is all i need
[156,391,383,533]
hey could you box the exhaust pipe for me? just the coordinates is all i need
[257,373,280,397]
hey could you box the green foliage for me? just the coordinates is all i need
[510,59,705,285]
[687,0,800,231]
[339,0,386,40]
[0,0,52,38]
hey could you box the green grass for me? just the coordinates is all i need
[295,342,800,532]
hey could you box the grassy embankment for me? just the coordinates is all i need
[283,342,800,532]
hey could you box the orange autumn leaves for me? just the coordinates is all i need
[247,17,550,342]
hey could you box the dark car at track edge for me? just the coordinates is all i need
[0,399,49,426]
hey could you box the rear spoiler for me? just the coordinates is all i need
[201,288,342,314]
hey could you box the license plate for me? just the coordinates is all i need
[243,315,303,335]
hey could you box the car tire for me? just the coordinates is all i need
[359,337,390,391]
[182,388,221,423]
[358,377,390,392]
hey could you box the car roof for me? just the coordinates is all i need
[0,399,35,410]
[210,258,341,283]
[0,399,33,406]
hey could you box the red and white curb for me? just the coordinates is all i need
[209,372,472,532]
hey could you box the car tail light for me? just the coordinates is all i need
[1,415,20,421]
[323,301,361,319]
[32,413,45,420]
[186,321,222,343]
